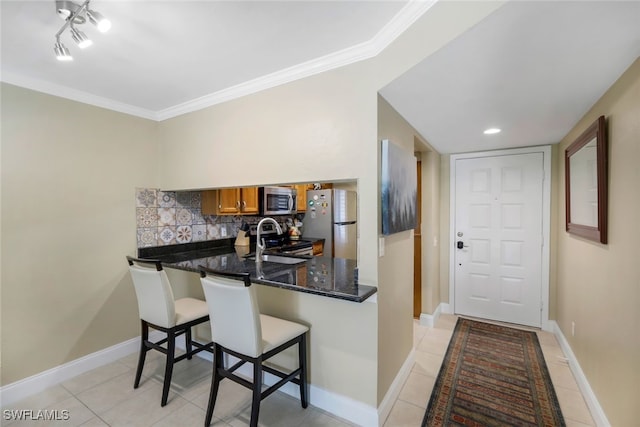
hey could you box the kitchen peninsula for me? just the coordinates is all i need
[138,239,376,302]
[133,187,379,419]
[136,237,379,421]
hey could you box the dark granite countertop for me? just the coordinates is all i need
[138,240,376,303]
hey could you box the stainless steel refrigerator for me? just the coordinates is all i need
[303,189,357,259]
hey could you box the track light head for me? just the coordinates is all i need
[54,41,73,61]
[70,26,92,48]
[87,9,111,33]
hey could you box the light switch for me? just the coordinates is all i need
[379,237,385,257]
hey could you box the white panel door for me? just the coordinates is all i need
[454,153,543,327]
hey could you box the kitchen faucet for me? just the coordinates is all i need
[256,217,283,263]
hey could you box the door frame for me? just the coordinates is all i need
[449,146,552,330]
[414,160,422,318]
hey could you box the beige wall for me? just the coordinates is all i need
[376,96,417,403]
[548,144,560,320]
[438,155,451,305]
[421,151,441,314]
[0,84,158,385]
[256,285,378,406]
[159,61,380,285]
[376,96,441,401]
[556,58,640,426]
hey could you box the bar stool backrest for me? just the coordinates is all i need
[200,274,262,358]
[129,263,176,328]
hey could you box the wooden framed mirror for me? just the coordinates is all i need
[565,115,608,243]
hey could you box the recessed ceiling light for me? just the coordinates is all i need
[483,128,501,135]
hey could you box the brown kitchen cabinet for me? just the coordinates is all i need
[284,183,335,213]
[239,187,259,214]
[294,184,312,212]
[301,184,334,212]
[201,187,259,215]
[312,240,324,256]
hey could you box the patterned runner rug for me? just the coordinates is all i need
[422,318,565,426]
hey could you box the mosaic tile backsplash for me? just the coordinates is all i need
[135,188,265,248]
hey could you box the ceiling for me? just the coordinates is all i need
[2,1,639,154]
[1,0,421,118]
[380,1,640,153]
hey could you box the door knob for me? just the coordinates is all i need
[457,241,469,249]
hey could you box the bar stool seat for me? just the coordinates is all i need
[199,268,309,427]
[260,314,308,353]
[174,298,209,324]
[126,256,212,407]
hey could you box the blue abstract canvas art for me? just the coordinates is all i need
[381,139,417,235]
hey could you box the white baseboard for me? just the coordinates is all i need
[0,331,162,408]
[285,378,378,427]
[549,321,611,427]
[440,302,452,314]
[2,332,387,427]
[419,302,451,327]
[1,332,379,425]
[220,351,379,427]
[419,305,441,327]
[377,349,415,426]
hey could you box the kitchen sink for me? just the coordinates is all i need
[247,254,307,264]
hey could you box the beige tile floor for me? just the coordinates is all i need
[3,314,596,427]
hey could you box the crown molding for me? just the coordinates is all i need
[156,0,438,121]
[1,71,158,120]
[370,0,438,56]
[2,0,437,122]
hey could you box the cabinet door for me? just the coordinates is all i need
[312,240,324,256]
[201,190,218,215]
[218,188,241,214]
[295,184,309,212]
[240,187,259,215]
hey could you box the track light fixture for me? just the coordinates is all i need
[53,0,110,61]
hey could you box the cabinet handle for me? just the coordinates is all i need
[242,201,247,209]
[236,201,241,209]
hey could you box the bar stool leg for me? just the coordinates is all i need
[134,320,149,389]
[250,357,263,427]
[298,333,308,408]
[205,344,223,426]
[186,327,193,360]
[161,328,176,406]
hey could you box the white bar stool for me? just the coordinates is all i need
[199,268,309,427]
[126,256,212,406]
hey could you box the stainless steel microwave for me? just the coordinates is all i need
[259,186,297,215]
